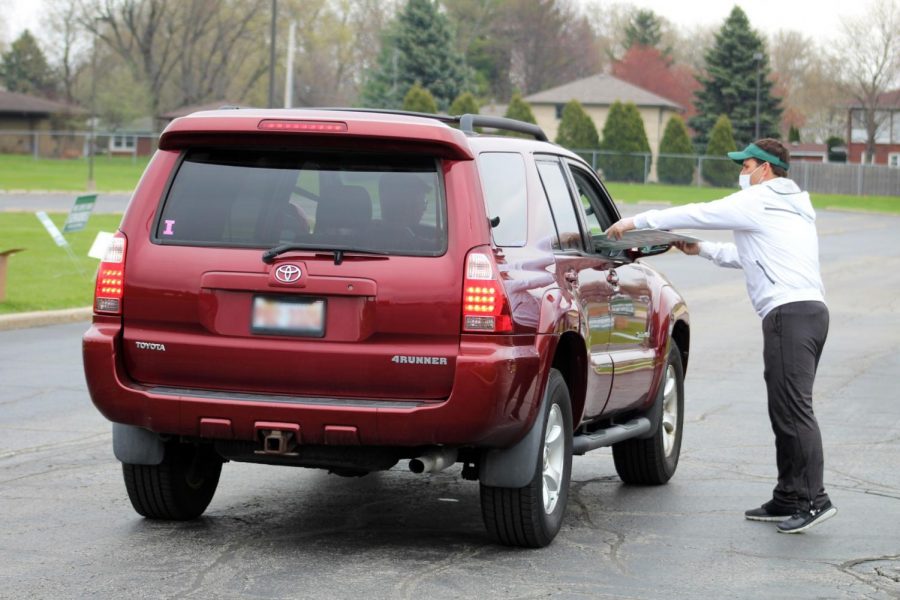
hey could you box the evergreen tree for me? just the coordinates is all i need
[598,101,651,183]
[504,93,537,124]
[1,30,57,97]
[625,9,663,49]
[702,114,739,187]
[689,7,781,150]
[555,100,600,150]
[788,125,801,143]
[360,0,470,111]
[449,92,480,115]
[657,115,694,185]
[402,83,438,114]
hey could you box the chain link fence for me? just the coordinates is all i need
[0,130,159,163]
[0,131,897,196]
[574,149,900,196]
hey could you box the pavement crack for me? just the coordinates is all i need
[393,543,491,600]
[0,432,109,461]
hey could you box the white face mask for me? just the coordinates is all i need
[738,163,765,190]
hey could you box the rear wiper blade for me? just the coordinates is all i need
[262,243,389,265]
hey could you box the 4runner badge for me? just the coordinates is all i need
[391,355,448,365]
[135,341,166,351]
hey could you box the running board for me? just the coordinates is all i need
[572,417,652,455]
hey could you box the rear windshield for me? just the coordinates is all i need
[154,148,446,255]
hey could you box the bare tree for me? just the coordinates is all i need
[769,30,845,142]
[78,0,181,117]
[44,0,89,104]
[836,0,900,162]
[502,0,601,95]
[173,0,269,108]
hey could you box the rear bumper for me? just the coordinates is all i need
[83,320,546,448]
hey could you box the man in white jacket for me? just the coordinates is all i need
[607,138,836,534]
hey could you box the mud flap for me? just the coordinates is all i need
[113,423,165,465]
[478,394,547,488]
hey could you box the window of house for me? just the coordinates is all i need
[555,104,564,119]
[110,135,136,152]
[888,153,900,168]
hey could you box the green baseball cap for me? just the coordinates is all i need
[727,143,789,171]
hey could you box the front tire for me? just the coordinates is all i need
[480,369,573,548]
[122,442,222,520]
[613,342,684,485]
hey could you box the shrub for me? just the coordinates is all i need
[599,101,651,182]
[657,115,694,184]
[555,100,600,150]
[402,83,438,114]
[702,114,739,187]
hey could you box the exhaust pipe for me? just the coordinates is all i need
[409,448,458,474]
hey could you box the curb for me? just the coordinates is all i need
[0,307,92,331]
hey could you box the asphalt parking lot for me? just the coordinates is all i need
[1,205,898,599]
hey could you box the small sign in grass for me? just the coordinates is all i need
[0,212,123,314]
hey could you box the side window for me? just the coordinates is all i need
[569,166,616,235]
[536,159,583,251]
[477,152,527,246]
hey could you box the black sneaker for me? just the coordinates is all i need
[777,501,837,534]
[744,500,796,522]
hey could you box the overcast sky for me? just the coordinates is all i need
[3,0,867,46]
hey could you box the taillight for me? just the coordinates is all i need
[257,119,348,132]
[462,249,512,333]
[93,232,126,314]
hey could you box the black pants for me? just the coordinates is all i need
[762,300,830,512]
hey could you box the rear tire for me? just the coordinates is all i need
[480,369,573,547]
[613,343,684,485]
[122,442,222,520]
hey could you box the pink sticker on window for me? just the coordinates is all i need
[163,220,175,235]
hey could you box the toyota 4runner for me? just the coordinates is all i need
[82,108,690,547]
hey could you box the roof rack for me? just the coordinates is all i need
[310,107,549,142]
[458,114,548,142]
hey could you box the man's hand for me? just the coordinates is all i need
[606,217,635,240]
[673,240,700,255]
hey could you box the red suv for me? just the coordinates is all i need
[83,108,689,547]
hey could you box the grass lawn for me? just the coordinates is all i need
[0,212,123,314]
[0,154,150,192]
[606,182,900,214]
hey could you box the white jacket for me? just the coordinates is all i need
[632,178,825,318]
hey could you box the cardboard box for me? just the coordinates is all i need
[0,249,25,302]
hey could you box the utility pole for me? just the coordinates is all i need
[284,20,295,108]
[268,0,277,108]
[753,52,763,140]
[88,30,98,192]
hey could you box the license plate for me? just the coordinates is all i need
[251,296,325,337]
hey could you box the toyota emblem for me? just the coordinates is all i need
[274,264,302,284]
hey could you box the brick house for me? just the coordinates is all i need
[846,89,900,166]
[0,89,86,157]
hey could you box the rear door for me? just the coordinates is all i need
[121,147,460,400]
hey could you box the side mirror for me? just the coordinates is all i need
[624,244,671,260]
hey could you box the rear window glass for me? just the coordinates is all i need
[478,152,527,246]
[155,149,446,255]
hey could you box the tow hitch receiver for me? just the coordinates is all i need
[254,422,300,456]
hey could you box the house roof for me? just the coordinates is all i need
[524,74,682,110]
[0,89,85,116]
[788,143,828,156]
[846,88,900,109]
[159,101,244,120]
